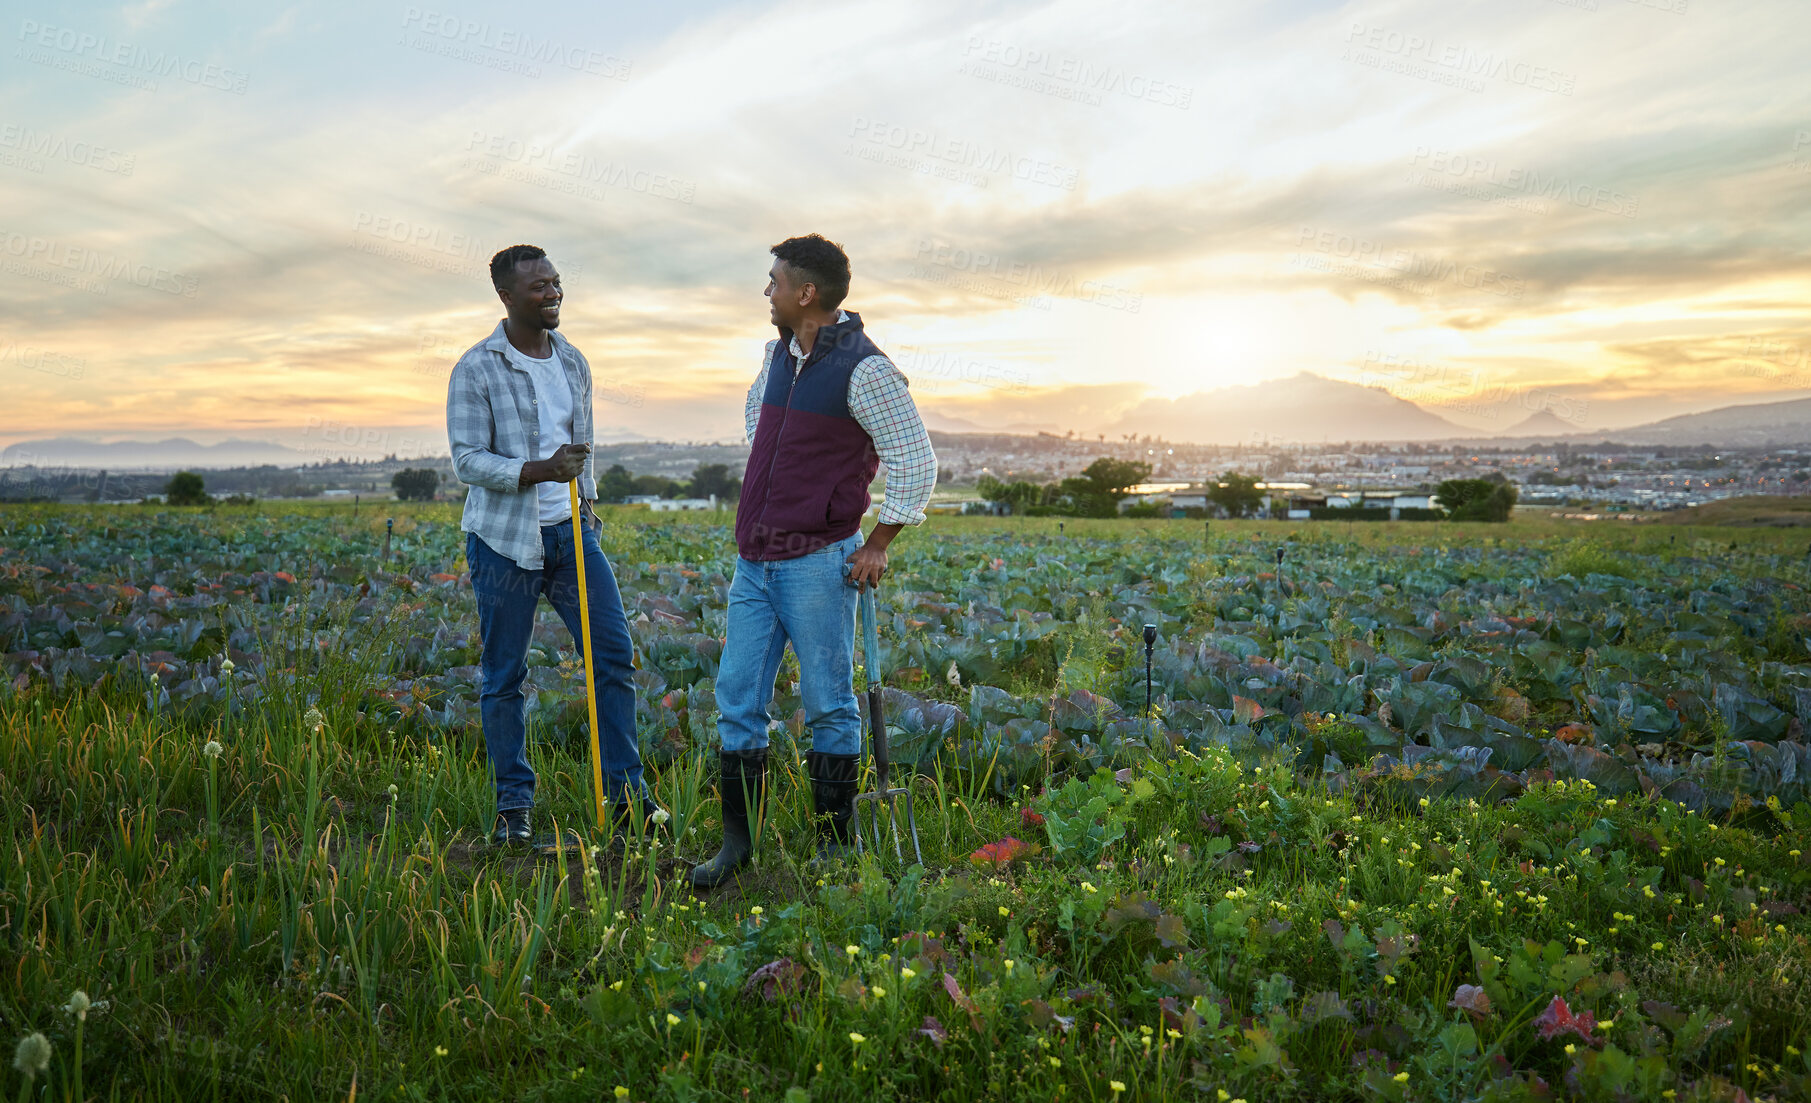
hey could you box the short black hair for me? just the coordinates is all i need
[770,234,851,311]
[490,244,547,289]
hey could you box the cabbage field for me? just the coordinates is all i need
[2,503,1807,1101]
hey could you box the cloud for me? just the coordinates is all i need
[120,0,179,31]
[2,0,1809,452]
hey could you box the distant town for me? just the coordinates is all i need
[932,433,1799,515]
[1,429,1802,518]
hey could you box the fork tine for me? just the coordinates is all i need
[903,789,923,867]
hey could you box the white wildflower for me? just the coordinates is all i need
[12,1033,50,1080]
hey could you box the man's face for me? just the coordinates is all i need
[765,260,811,329]
[499,256,562,330]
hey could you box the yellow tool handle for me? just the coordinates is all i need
[570,481,607,831]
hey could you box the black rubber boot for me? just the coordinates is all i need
[807,750,860,861]
[690,749,767,890]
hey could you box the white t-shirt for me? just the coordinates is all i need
[504,341,576,524]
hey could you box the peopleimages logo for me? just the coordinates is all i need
[1358,350,1589,426]
[350,211,486,260]
[913,239,1143,313]
[0,124,135,176]
[845,118,1079,191]
[0,230,199,297]
[15,19,250,94]
[463,132,696,204]
[1409,148,1638,218]
[1359,350,1482,396]
[0,341,86,381]
[400,7,631,79]
[890,344,1032,396]
[1790,129,1811,174]
[1342,22,1576,97]
[1294,226,1525,299]
[959,37,1193,110]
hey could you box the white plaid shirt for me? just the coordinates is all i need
[744,312,938,527]
[447,319,597,569]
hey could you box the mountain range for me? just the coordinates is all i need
[922,373,1811,447]
[1586,396,1811,447]
[1100,373,1467,443]
[0,428,652,469]
[0,437,311,469]
[10,378,1811,467]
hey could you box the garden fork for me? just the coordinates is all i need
[853,584,923,867]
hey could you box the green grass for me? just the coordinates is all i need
[1,505,1807,1101]
[1655,496,1811,528]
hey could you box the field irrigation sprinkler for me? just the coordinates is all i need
[382,518,393,564]
[1142,623,1157,719]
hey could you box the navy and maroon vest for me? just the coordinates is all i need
[736,312,883,561]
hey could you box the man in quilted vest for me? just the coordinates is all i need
[692,234,938,889]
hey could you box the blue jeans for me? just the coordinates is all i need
[466,523,644,813]
[716,531,862,756]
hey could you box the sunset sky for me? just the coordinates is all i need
[3,0,1808,456]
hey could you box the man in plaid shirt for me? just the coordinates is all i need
[447,243,656,849]
[692,234,937,889]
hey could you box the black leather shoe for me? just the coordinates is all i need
[690,749,767,890]
[490,808,532,847]
[807,750,860,861]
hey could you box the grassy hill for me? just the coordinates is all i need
[1655,495,1811,527]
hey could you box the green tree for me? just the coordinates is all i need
[1058,457,1151,517]
[687,463,741,503]
[597,463,636,504]
[1208,471,1264,519]
[977,476,1053,515]
[165,470,207,506]
[631,474,684,499]
[1078,457,1151,497]
[390,468,440,501]
[1436,478,1518,522]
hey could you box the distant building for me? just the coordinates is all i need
[647,496,719,512]
[1119,485,1210,513]
[1283,489,1431,516]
